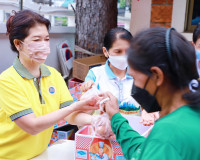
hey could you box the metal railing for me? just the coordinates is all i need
[0,0,74,16]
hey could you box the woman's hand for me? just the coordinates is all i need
[140,110,159,126]
[99,92,119,119]
[74,95,100,112]
[80,80,95,92]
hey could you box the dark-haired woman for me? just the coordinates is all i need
[66,28,158,128]
[193,23,200,76]
[82,27,141,115]
[0,10,99,160]
[102,27,200,160]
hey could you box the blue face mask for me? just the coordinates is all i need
[196,50,200,76]
[196,50,200,60]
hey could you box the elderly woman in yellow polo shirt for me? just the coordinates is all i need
[0,10,99,160]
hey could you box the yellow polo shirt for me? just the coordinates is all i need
[0,58,73,160]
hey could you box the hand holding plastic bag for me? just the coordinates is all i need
[80,84,100,100]
[80,86,115,138]
[91,97,115,139]
[80,80,95,92]
[91,113,115,138]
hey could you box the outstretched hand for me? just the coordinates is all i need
[80,80,95,92]
[98,92,119,119]
[75,95,100,112]
[140,110,159,126]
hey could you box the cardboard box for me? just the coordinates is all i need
[69,84,82,101]
[50,84,82,146]
[73,55,107,81]
[75,116,153,160]
[75,126,124,160]
[49,125,78,146]
[68,78,83,89]
[49,130,59,146]
[54,120,68,129]
[49,120,69,146]
[55,125,78,140]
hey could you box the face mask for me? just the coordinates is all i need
[131,78,161,113]
[105,48,128,70]
[195,50,200,76]
[21,41,50,63]
[196,50,200,60]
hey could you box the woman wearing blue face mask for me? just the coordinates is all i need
[193,24,200,76]
[101,27,200,160]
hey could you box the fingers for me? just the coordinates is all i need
[98,92,112,110]
[87,106,99,111]
[84,95,98,105]
[140,117,152,126]
[80,80,94,92]
[105,92,115,99]
[142,120,154,126]
[98,91,110,98]
[98,92,119,119]
[77,96,100,112]
[154,112,160,120]
[98,92,116,101]
[99,102,106,113]
[87,81,94,90]
[141,110,156,126]
[109,134,116,139]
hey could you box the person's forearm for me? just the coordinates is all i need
[111,113,146,160]
[15,102,80,135]
[65,111,93,126]
[34,103,79,132]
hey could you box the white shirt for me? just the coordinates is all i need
[85,60,140,115]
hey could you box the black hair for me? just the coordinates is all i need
[103,27,133,50]
[128,27,200,107]
[193,23,200,44]
[6,10,51,54]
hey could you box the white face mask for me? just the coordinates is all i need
[105,48,128,70]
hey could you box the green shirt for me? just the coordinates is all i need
[111,105,200,160]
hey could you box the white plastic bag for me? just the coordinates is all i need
[80,85,100,100]
[81,86,114,138]
[91,113,113,138]
[91,97,114,138]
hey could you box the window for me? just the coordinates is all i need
[185,0,200,32]
[117,0,132,30]
[0,0,133,30]
[0,0,75,27]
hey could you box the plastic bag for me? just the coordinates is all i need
[81,86,114,138]
[91,97,114,138]
[91,113,113,138]
[80,85,100,100]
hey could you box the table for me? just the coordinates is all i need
[31,140,75,160]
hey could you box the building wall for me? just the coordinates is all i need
[130,0,152,35]
[151,0,173,28]
[130,0,174,35]
[130,0,192,40]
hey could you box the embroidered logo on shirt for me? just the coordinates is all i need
[49,86,56,94]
